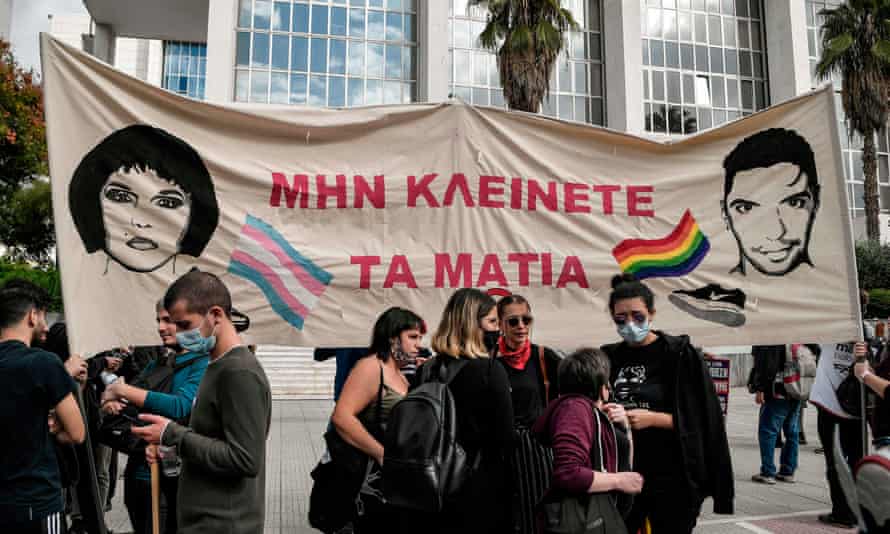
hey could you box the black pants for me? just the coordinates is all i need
[2,511,67,534]
[816,407,864,523]
[624,482,703,534]
[124,474,178,534]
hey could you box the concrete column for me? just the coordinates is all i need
[205,0,237,104]
[602,0,643,134]
[764,0,811,104]
[418,0,450,103]
[91,22,116,64]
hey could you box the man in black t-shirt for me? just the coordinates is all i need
[0,280,85,533]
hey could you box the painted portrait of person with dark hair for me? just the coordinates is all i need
[69,125,220,273]
[721,128,821,276]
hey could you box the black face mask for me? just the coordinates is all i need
[483,330,500,353]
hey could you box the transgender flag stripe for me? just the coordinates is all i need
[228,215,333,330]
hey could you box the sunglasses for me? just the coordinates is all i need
[612,311,647,326]
[506,315,534,328]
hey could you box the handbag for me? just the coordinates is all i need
[309,364,384,533]
[540,405,628,534]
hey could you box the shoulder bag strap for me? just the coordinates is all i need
[538,345,550,402]
[375,362,384,429]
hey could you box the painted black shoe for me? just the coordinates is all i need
[669,284,747,327]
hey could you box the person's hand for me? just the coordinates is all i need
[626,409,659,430]
[104,378,127,401]
[755,391,764,405]
[854,341,868,360]
[855,361,874,381]
[64,354,88,383]
[105,356,123,372]
[614,472,644,494]
[102,400,125,415]
[145,444,160,465]
[603,403,629,429]
[48,411,59,435]
[415,356,429,367]
[130,413,170,445]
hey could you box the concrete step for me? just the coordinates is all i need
[255,346,336,400]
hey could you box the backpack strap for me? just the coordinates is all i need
[441,357,469,384]
[538,345,550,402]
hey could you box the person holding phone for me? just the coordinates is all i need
[102,300,209,534]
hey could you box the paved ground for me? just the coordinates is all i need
[105,388,860,533]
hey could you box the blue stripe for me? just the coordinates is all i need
[635,238,710,280]
[245,215,334,285]
[228,260,305,330]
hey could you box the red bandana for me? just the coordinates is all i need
[498,337,531,370]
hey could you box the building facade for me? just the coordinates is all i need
[81,0,889,229]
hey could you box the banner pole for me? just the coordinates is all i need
[150,445,160,534]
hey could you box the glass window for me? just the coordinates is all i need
[348,41,364,76]
[235,69,249,101]
[274,2,291,31]
[311,38,327,72]
[348,78,364,106]
[385,45,401,78]
[368,11,385,40]
[272,34,290,70]
[271,72,289,103]
[367,43,385,77]
[291,36,308,71]
[367,79,383,104]
[349,8,365,37]
[255,0,272,30]
[252,33,270,67]
[386,13,403,41]
[251,70,270,102]
[290,73,307,104]
[312,5,329,34]
[331,7,348,35]
[293,3,309,33]
[329,76,346,106]
[309,74,327,105]
[236,32,251,66]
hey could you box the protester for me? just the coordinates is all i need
[101,300,209,534]
[330,307,424,532]
[495,294,561,534]
[533,347,642,532]
[749,345,802,484]
[602,274,733,533]
[855,349,890,447]
[421,287,514,534]
[0,280,86,533]
[130,270,272,534]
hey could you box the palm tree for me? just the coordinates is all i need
[468,0,579,113]
[816,0,890,242]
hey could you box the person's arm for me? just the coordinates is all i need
[162,367,270,477]
[626,409,673,430]
[856,361,890,398]
[331,357,385,464]
[143,359,208,419]
[52,393,86,444]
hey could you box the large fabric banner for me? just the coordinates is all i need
[42,36,861,354]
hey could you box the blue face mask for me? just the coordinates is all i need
[176,316,217,354]
[617,320,650,344]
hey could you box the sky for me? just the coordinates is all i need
[8,0,88,73]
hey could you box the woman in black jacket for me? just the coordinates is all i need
[494,294,561,534]
[426,288,515,534]
[601,274,734,533]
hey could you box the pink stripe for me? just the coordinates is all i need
[230,250,312,318]
[241,224,327,296]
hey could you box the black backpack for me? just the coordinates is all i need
[98,353,206,456]
[382,356,476,512]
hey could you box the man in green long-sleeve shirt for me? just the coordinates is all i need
[134,271,271,534]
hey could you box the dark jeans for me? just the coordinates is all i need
[124,474,178,534]
[758,397,802,476]
[816,407,864,523]
[624,481,703,534]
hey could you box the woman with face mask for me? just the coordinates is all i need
[495,294,562,534]
[478,293,500,356]
[601,274,734,534]
[330,307,425,533]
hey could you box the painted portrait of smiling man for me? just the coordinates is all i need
[69,125,219,273]
[721,128,821,276]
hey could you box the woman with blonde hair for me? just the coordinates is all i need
[421,288,514,533]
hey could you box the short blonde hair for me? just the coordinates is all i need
[432,288,491,359]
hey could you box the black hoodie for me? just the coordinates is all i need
[602,331,735,515]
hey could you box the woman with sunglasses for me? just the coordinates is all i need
[601,274,734,534]
[496,294,562,534]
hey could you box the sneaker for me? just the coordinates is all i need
[817,513,856,528]
[776,473,795,483]
[751,474,777,484]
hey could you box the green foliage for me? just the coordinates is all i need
[468,0,578,113]
[868,288,890,318]
[856,240,890,290]
[0,38,52,264]
[0,259,63,312]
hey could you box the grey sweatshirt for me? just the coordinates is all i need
[162,345,271,534]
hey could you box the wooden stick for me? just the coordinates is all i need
[150,445,161,534]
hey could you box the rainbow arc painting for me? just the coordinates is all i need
[612,210,710,280]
